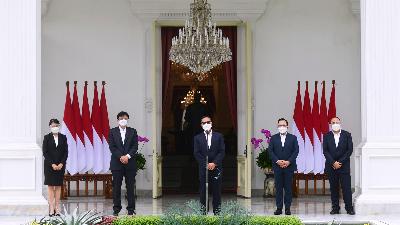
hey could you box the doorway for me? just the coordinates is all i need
[160,27,238,194]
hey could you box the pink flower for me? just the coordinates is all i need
[261,129,271,138]
[138,135,150,143]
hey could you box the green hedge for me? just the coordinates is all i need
[113,215,302,225]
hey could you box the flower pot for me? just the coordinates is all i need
[263,168,275,197]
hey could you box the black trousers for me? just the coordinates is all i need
[199,167,222,214]
[274,169,294,210]
[327,170,353,211]
[111,168,136,213]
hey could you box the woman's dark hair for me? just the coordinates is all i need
[49,118,60,126]
[117,111,130,119]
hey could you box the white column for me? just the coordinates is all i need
[0,0,47,215]
[355,0,400,215]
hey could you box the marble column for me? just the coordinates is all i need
[355,0,400,215]
[0,0,47,215]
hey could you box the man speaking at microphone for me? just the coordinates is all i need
[194,116,225,215]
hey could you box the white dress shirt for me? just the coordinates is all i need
[119,126,131,159]
[333,130,341,148]
[53,135,59,147]
[280,133,287,147]
[204,130,212,148]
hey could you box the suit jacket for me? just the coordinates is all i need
[268,133,299,172]
[193,131,225,171]
[323,130,353,174]
[108,127,138,171]
[42,133,68,167]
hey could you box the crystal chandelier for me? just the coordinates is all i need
[169,0,232,75]
[181,89,207,106]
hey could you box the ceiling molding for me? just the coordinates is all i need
[129,0,269,22]
[350,0,360,16]
[41,0,52,18]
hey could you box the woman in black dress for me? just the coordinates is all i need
[43,119,68,216]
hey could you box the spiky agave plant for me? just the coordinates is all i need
[41,206,102,225]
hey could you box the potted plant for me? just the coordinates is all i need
[251,129,275,197]
[135,135,149,171]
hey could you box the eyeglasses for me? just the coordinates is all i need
[201,121,212,125]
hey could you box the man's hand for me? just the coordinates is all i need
[277,160,285,168]
[51,164,58,171]
[333,161,342,170]
[57,163,63,170]
[208,163,216,170]
[282,161,290,168]
[120,155,129,164]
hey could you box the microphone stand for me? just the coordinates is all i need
[205,130,210,214]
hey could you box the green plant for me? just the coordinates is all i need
[39,206,102,225]
[135,153,146,170]
[251,129,273,170]
[113,216,161,225]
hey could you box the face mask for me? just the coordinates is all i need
[50,126,60,134]
[278,126,287,134]
[202,123,212,132]
[332,124,341,132]
[119,119,128,127]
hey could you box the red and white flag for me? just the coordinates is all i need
[61,82,78,175]
[319,81,329,173]
[303,81,315,173]
[312,81,324,174]
[100,82,111,173]
[91,82,104,174]
[72,82,86,173]
[82,81,94,172]
[292,81,306,173]
[328,81,336,122]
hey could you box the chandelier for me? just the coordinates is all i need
[181,89,207,106]
[169,0,232,75]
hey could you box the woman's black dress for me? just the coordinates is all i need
[43,133,68,186]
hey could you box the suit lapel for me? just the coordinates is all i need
[337,132,344,149]
[116,128,124,147]
[283,134,289,149]
[124,128,131,147]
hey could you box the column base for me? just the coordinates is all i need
[355,193,400,215]
[0,195,47,216]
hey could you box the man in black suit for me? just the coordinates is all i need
[193,116,225,215]
[323,117,355,215]
[268,118,299,215]
[108,111,138,216]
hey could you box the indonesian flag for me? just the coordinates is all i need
[100,82,111,173]
[82,81,94,172]
[292,81,306,173]
[319,81,329,172]
[303,81,314,174]
[91,82,104,174]
[312,82,324,174]
[61,82,78,175]
[328,80,336,122]
[72,82,86,173]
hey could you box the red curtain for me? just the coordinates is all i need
[161,27,180,115]
[221,27,238,131]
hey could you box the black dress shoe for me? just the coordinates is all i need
[128,210,136,215]
[113,211,119,216]
[285,209,291,215]
[347,209,355,215]
[274,209,282,215]
[330,209,340,215]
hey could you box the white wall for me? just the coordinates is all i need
[253,0,361,189]
[42,0,361,192]
[42,0,152,190]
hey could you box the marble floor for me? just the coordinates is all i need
[1,194,399,224]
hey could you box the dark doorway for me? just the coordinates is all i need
[161,26,237,194]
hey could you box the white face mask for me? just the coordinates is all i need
[202,123,212,132]
[278,126,288,134]
[50,126,60,134]
[118,119,128,127]
[332,124,341,132]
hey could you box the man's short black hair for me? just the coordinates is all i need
[330,116,341,122]
[49,118,60,126]
[200,115,212,122]
[117,111,130,119]
[278,118,289,126]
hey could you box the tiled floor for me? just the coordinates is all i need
[1,194,399,224]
